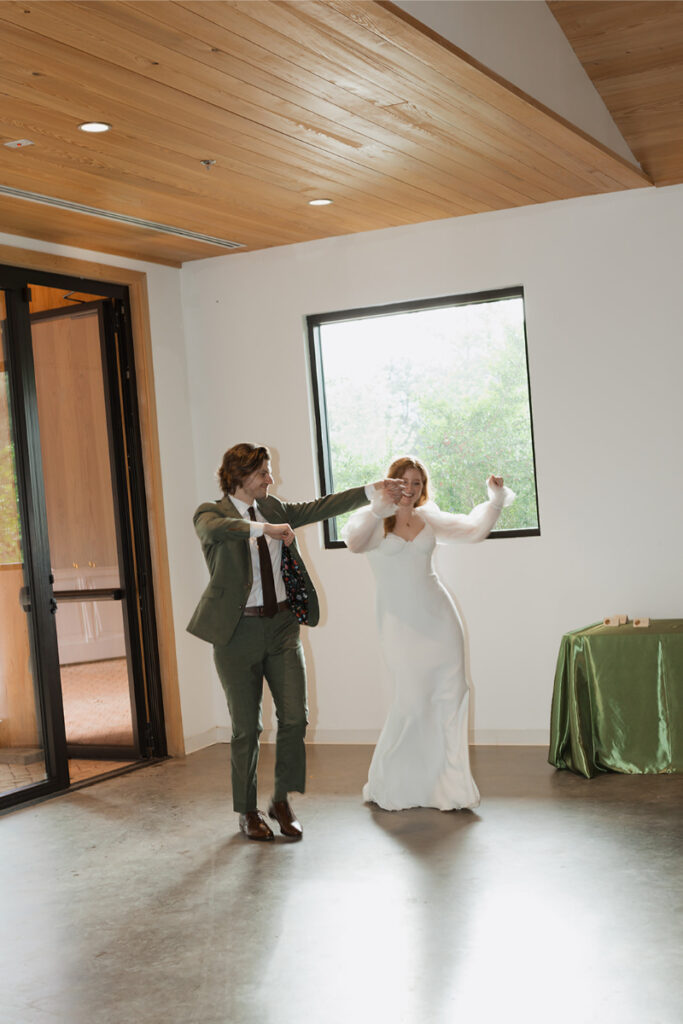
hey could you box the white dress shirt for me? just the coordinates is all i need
[229,493,287,607]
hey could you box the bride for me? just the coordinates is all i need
[342,456,514,812]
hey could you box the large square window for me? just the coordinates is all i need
[307,287,540,547]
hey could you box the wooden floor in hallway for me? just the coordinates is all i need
[1,744,681,1024]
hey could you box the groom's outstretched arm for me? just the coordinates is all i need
[280,486,368,530]
[280,480,403,530]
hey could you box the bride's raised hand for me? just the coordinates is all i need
[487,474,504,489]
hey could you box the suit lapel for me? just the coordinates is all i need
[256,496,280,522]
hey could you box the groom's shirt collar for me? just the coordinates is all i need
[229,493,265,536]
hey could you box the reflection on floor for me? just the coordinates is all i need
[61,657,134,745]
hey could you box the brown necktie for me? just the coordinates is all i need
[248,506,278,617]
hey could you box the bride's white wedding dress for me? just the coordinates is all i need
[342,482,514,812]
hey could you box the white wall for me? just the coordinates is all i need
[395,0,638,165]
[0,231,216,748]
[181,182,683,747]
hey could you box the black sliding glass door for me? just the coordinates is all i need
[0,268,166,810]
[0,286,66,800]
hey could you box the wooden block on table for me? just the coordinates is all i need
[603,615,628,626]
[633,617,650,628]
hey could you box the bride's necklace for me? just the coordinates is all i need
[397,511,419,530]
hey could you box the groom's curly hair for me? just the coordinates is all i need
[384,456,429,536]
[218,442,271,496]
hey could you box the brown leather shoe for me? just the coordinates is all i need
[268,799,303,839]
[239,810,274,841]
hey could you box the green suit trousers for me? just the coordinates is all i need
[213,606,307,812]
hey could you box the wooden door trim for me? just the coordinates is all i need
[0,242,185,756]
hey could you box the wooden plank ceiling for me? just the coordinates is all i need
[548,1,683,190]
[0,0,651,267]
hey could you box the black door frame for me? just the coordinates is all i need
[2,283,69,802]
[0,265,166,812]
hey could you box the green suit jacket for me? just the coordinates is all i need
[187,486,369,646]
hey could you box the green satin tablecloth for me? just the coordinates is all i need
[549,619,683,778]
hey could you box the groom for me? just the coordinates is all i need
[188,442,402,841]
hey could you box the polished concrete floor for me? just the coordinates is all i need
[2,744,681,1024]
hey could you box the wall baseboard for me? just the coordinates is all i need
[184,726,549,751]
[184,727,224,754]
[472,729,549,746]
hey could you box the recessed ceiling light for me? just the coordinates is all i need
[78,122,112,133]
[309,198,333,206]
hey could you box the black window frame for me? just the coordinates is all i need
[307,286,540,549]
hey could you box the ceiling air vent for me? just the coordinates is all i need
[0,184,243,249]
